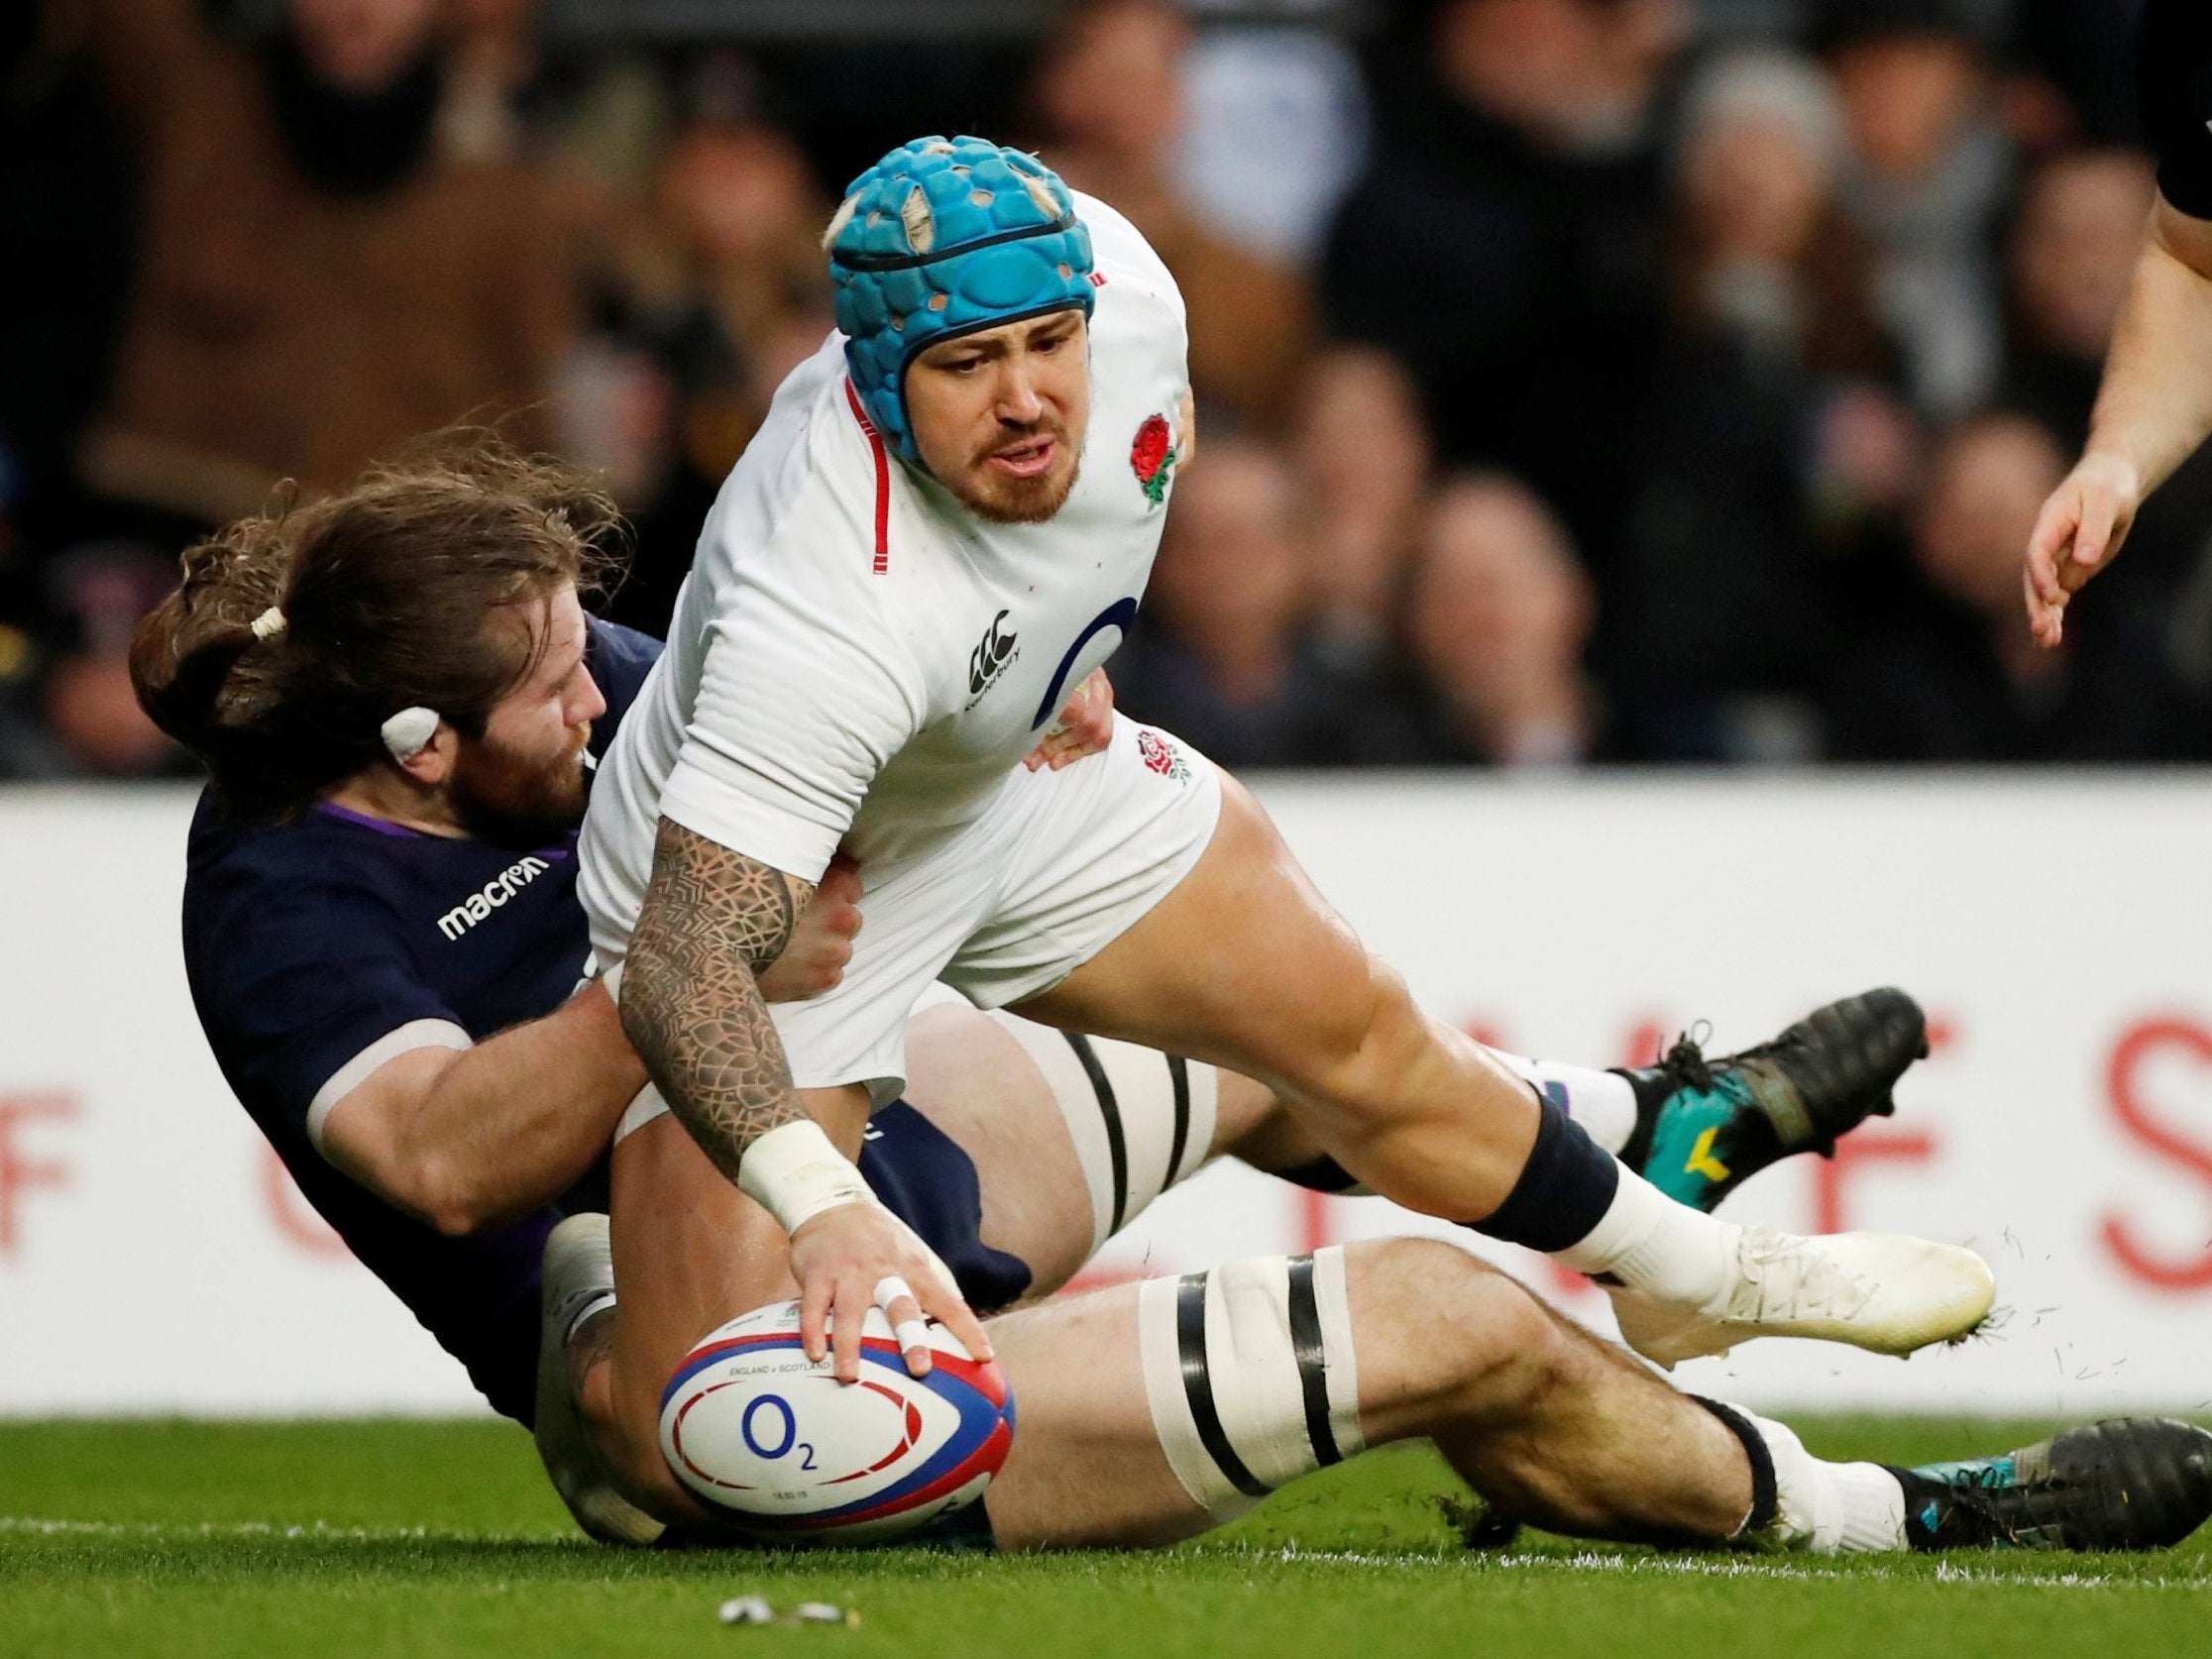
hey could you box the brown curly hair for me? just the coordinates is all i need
[130,434,628,821]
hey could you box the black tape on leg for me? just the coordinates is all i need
[1466,1099,1620,1253]
[1691,1395,1779,1536]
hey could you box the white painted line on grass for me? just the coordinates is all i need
[1259,1545,2211,1593]
[1,1516,438,1541]
[10,1516,2206,1592]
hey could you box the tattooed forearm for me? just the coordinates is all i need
[620,818,820,1182]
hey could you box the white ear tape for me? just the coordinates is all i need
[251,607,287,640]
[380,706,441,763]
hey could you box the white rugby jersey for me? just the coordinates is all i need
[580,195,1190,940]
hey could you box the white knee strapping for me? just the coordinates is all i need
[986,1013,1218,1253]
[1136,1248,1365,1521]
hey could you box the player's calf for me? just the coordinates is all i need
[533,1214,670,1546]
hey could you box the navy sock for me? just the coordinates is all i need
[1692,1396,1780,1534]
[1467,1098,1620,1253]
[1273,1155,1362,1194]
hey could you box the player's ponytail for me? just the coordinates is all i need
[130,436,627,821]
[129,505,305,815]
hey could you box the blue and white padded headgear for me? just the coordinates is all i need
[827,136,1095,466]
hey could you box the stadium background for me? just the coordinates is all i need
[5,0,2212,1463]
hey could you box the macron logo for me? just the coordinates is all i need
[437,855,551,941]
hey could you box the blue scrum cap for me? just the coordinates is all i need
[826,135,1095,465]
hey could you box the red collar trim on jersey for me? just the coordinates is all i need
[844,379,891,575]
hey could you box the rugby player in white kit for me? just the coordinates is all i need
[577,138,1995,1438]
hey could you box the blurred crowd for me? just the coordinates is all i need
[4,0,2208,777]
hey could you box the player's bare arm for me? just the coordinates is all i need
[320,982,644,1236]
[2028,200,2212,645]
[619,818,992,1381]
[620,818,817,1176]
[319,861,861,1237]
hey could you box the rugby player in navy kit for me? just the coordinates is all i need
[131,443,2212,1557]
[2026,0,2212,640]
[145,453,905,1431]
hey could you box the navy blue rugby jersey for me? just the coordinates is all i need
[181,616,661,1423]
[180,615,1031,1425]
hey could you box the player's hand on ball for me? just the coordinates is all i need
[2025,452,2143,648]
[1025,668,1115,771]
[788,1199,993,1382]
[757,855,862,1002]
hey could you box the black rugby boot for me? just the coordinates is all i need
[1893,1419,2212,1552]
[1616,988,1928,1211]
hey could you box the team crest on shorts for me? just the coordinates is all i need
[1136,726,1191,782]
[1131,413,1181,507]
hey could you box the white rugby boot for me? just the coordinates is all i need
[535,1213,665,1547]
[1607,1225,1995,1368]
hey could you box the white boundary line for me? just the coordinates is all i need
[1,1516,442,1542]
[8,1518,2207,1591]
[1260,1545,2211,1592]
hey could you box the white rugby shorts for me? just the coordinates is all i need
[606,715,1220,1109]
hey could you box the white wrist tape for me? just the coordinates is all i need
[738,1119,878,1236]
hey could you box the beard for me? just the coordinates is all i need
[448,727,592,848]
[945,434,1083,524]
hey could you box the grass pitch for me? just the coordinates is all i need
[3,1417,2209,1659]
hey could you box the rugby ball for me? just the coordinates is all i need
[658,1299,1014,1543]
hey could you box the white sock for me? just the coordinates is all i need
[1553,1160,1734,1308]
[1485,1049,1640,1155]
[1738,1411,1908,1554]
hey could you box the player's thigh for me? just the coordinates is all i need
[901,1002,1098,1295]
[1014,773,1383,1083]
[981,1287,1207,1549]
[905,999,1226,1293]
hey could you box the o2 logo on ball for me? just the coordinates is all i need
[659,1300,1015,1542]
[738,1394,821,1473]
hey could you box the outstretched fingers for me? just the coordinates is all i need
[1024,669,1116,771]
[788,1201,990,1382]
[2024,487,2080,646]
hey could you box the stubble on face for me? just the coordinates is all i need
[947,432,1084,524]
[448,723,592,847]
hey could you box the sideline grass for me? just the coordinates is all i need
[3,1418,2209,1659]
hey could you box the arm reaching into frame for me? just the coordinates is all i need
[2026,200,2212,646]
[618,817,991,1381]
[323,857,858,1235]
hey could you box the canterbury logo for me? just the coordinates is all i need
[967,608,1020,698]
[436,855,551,940]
